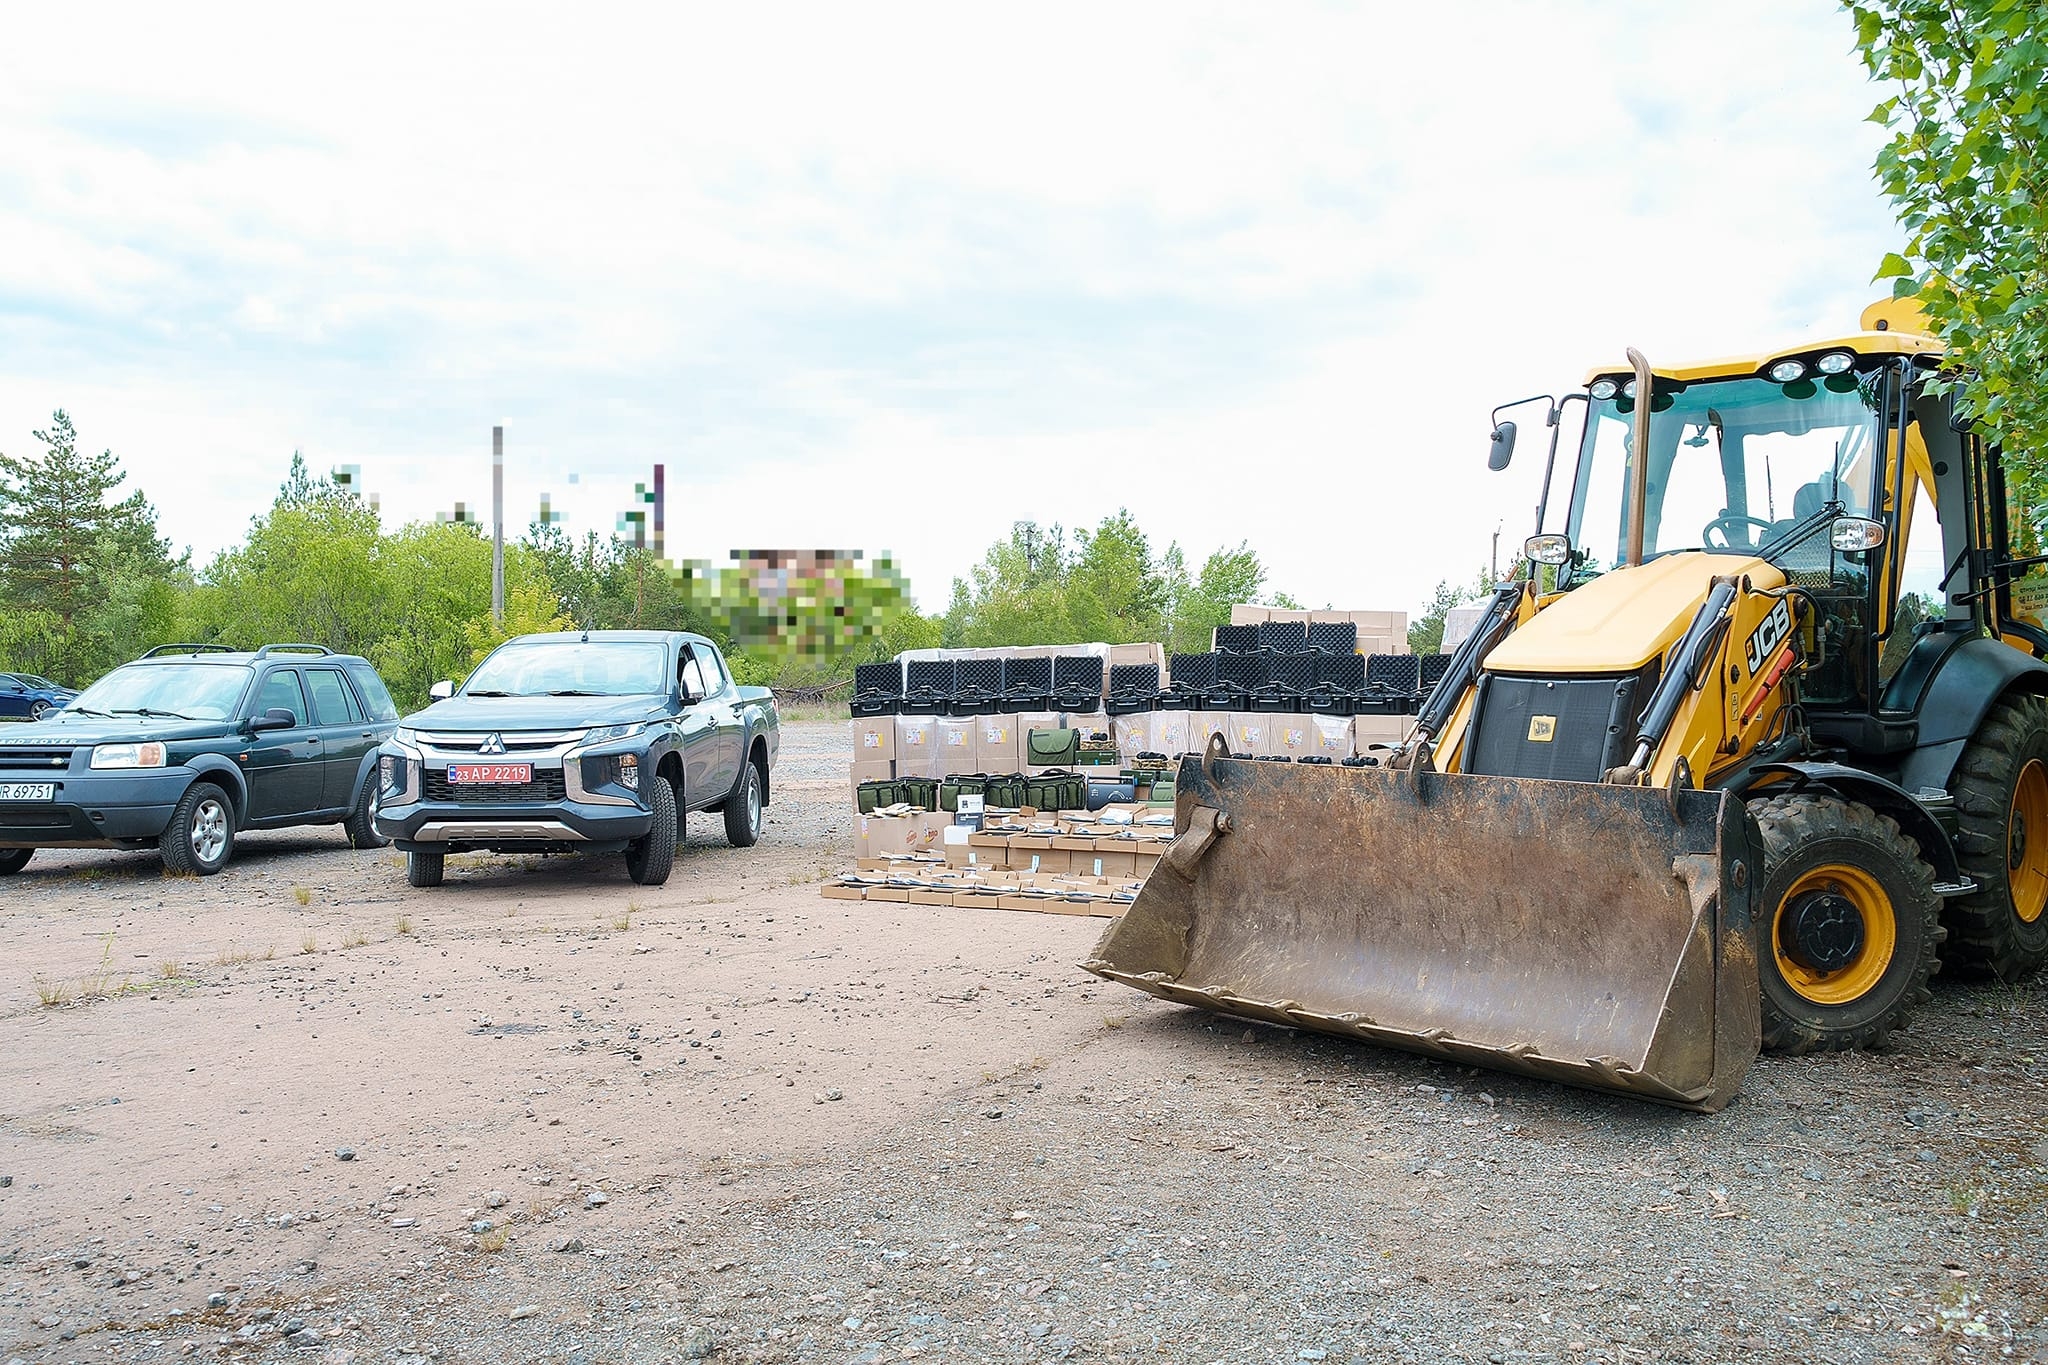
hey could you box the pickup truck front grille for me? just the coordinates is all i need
[424,770,569,804]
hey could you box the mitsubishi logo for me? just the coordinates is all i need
[478,733,507,756]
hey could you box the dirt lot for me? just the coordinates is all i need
[3,719,2046,1364]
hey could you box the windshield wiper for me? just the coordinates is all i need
[464,689,512,697]
[111,707,196,720]
[545,689,606,696]
[65,706,112,717]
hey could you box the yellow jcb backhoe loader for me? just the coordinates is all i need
[1086,298,2048,1111]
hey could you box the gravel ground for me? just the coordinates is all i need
[2,720,2045,1363]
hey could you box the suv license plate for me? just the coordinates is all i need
[0,782,55,801]
[447,764,531,784]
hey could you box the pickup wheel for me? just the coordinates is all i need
[0,848,31,875]
[344,774,390,850]
[406,849,446,888]
[161,782,236,876]
[627,773,678,886]
[723,755,764,848]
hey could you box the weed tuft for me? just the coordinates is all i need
[292,886,312,906]
[300,933,318,955]
[341,929,368,949]
[157,959,183,980]
[32,974,72,1007]
[394,913,414,936]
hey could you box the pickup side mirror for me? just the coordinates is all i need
[247,708,297,733]
[429,680,455,701]
[1487,420,1518,471]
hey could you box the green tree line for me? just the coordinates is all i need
[0,418,1317,707]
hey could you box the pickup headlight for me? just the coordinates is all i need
[394,727,421,747]
[91,741,167,770]
[585,723,649,743]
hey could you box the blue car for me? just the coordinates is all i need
[0,673,77,722]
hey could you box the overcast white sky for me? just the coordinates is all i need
[0,2,1900,616]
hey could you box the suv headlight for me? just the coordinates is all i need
[91,742,167,770]
[585,723,649,743]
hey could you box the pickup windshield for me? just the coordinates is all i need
[65,663,253,721]
[1565,373,1885,574]
[465,641,669,698]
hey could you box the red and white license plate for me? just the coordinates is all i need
[446,763,532,784]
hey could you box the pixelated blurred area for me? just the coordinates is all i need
[693,550,902,656]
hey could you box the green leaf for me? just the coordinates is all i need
[1876,252,1916,279]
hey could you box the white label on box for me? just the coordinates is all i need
[985,725,1008,743]
[1091,856,1104,877]
[901,723,927,743]
[946,731,970,747]
[861,732,882,748]
[957,794,984,817]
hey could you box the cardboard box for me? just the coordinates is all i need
[1310,714,1354,760]
[1190,710,1230,749]
[1352,609,1407,638]
[857,810,950,858]
[974,717,1020,774]
[1150,709,1193,756]
[1226,711,1270,758]
[1107,642,1166,687]
[1270,715,1312,760]
[1353,713,1410,759]
[822,883,867,901]
[851,717,895,763]
[850,758,895,804]
[1112,713,1152,762]
[1093,846,1139,878]
[1228,605,1270,626]
[937,717,978,775]
[1008,833,1061,874]
[894,715,940,779]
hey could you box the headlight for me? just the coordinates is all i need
[1769,359,1808,384]
[379,753,404,791]
[615,752,640,789]
[1815,352,1854,375]
[394,727,421,747]
[586,723,648,743]
[91,742,167,770]
[1589,379,1619,401]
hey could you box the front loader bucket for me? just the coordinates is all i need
[1083,749,1761,1111]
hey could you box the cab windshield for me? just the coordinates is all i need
[65,663,254,720]
[464,641,669,697]
[1564,374,1885,574]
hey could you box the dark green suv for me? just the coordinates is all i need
[0,644,400,876]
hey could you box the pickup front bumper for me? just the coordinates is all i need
[371,735,655,853]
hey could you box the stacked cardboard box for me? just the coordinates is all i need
[1228,605,1411,656]
[822,863,1140,918]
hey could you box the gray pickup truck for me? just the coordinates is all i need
[373,630,778,887]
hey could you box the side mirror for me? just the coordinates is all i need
[1487,420,1518,471]
[247,708,297,733]
[429,680,455,701]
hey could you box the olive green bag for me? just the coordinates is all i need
[1026,727,1081,766]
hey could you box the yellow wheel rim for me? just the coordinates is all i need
[1771,864,1897,1006]
[2009,759,2048,925]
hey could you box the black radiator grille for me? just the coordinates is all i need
[1464,671,1651,783]
[425,770,568,804]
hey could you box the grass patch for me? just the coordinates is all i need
[32,974,72,1007]
[394,913,414,936]
[341,929,369,949]
[292,886,312,906]
[475,1226,510,1253]
[1102,1014,1128,1030]
[612,904,636,931]
[300,933,318,955]
[157,959,183,980]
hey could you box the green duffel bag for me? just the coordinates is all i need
[895,776,940,811]
[856,779,899,814]
[1148,776,1177,807]
[1025,769,1088,812]
[1027,727,1081,767]
[983,773,1028,808]
[940,774,989,813]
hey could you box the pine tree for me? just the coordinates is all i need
[0,411,178,634]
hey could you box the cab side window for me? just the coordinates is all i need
[680,648,714,700]
[255,670,308,725]
[305,668,360,725]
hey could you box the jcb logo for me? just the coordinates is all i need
[1527,715,1557,743]
[1744,599,1793,676]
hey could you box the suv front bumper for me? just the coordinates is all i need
[0,770,199,848]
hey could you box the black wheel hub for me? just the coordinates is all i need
[1783,890,1864,973]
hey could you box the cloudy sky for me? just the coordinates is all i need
[0,2,1901,615]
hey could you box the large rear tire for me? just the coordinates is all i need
[1945,693,2048,980]
[1750,793,1942,1054]
[722,756,764,848]
[626,774,678,886]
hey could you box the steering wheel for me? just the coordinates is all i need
[1703,513,1773,549]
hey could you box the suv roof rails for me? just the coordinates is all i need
[253,644,337,658]
[140,643,239,658]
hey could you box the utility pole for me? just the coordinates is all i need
[1491,522,1501,583]
[492,425,505,628]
